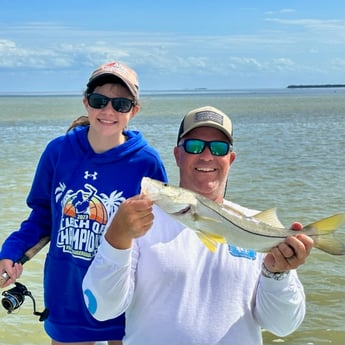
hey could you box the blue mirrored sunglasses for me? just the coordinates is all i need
[87,93,135,113]
[179,139,232,156]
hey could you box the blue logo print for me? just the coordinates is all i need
[228,245,256,260]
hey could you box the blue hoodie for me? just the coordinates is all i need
[0,125,168,342]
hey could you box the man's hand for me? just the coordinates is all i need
[263,222,314,273]
[105,195,154,250]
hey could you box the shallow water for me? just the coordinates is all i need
[0,89,344,344]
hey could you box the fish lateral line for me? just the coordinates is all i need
[197,199,287,239]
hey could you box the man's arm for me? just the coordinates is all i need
[82,196,153,321]
[82,238,135,321]
[255,270,305,336]
[254,233,313,336]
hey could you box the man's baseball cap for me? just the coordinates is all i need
[177,106,233,144]
[87,61,139,101]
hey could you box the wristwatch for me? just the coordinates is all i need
[261,263,290,281]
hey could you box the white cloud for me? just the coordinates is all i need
[0,15,343,91]
[270,58,295,71]
[0,39,16,50]
[265,8,296,15]
[329,58,345,70]
[265,18,344,33]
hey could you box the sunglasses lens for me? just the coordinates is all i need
[209,141,230,156]
[182,139,230,156]
[87,94,134,113]
[88,94,109,108]
[184,139,205,154]
[111,98,133,113]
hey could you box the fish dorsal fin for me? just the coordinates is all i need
[253,208,284,228]
[195,230,226,253]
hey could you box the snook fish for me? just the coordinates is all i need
[141,177,345,255]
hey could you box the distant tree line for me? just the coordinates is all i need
[287,84,345,88]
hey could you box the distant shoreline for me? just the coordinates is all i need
[1,86,344,97]
[287,84,345,89]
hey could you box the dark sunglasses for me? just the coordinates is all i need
[87,93,135,113]
[179,139,232,156]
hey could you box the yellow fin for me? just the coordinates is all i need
[253,208,284,228]
[303,213,345,255]
[313,237,345,255]
[304,213,345,234]
[195,230,226,253]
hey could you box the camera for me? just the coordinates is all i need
[1,281,49,321]
[1,282,27,312]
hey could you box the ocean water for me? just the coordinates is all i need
[0,89,344,345]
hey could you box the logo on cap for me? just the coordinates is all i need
[102,62,131,80]
[195,111,224,125]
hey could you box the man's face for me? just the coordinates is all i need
[174,126,236,203]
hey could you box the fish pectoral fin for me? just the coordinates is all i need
[195,230,226,253]
[303,213,345,255]
[253,208,284,228]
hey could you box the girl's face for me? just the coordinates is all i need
[83,83,140,151]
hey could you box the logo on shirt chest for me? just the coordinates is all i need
[228,245,257,260]
[55,182,125,260]
[84,171,98,180]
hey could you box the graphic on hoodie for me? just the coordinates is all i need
[55,180,125,260]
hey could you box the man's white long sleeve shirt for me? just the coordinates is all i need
[83,201,305,345]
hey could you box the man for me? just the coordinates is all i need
[82,106,313,345]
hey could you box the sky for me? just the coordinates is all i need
[0,0,344,93]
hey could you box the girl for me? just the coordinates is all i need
[0,61,167,345]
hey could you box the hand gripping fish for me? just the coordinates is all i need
[141,177,345,255]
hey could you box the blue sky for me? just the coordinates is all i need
[0,0,344,93]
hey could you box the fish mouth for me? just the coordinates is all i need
[172,205,191,216]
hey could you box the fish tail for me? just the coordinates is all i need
[303,213,345,255]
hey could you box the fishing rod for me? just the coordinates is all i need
[1,236,50,321]
[0,236,50,284]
